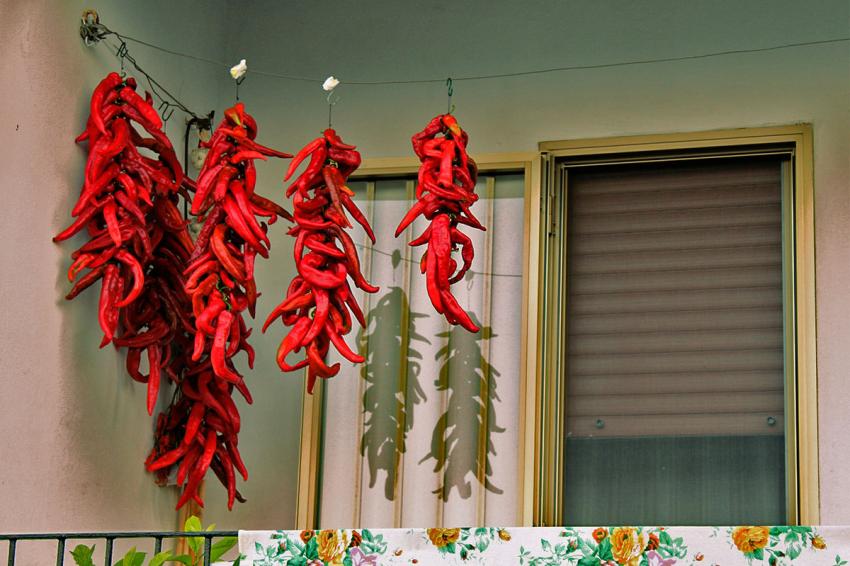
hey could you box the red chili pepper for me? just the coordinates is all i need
[146,345,161,416]
[89,72,123,137]
[266,130,376,392]
[397,115,483,332]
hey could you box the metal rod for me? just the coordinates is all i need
[0,531,237,540]
[203,536,212,566]
[55,538,66,566]
[0,532,239,566]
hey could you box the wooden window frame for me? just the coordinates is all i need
[294,153,543,528]
[532,125,818,526]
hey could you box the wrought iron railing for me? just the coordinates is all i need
[0,530,239,566]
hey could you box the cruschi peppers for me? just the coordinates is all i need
[146,103,292,509]
[142,230,250,510]
[56,71,185,348]
[185,101,292,385]
[264,128,378,393]
[396,114,483,332]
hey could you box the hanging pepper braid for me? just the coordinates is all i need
[58,77,290,510]
[396,114,483,332]
[56,71,196,418]
[147,102,292,509]
[264,128,378,393]
[56,72,186,348]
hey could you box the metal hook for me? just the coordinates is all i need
[116,41,128,77]
[235,76,245,101]
[158,100,175,123]
[446,77,454,114]
[326,90,340,128]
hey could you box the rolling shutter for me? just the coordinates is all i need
[565,157,786,440]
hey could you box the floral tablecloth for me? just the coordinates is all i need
[239,526,850,565]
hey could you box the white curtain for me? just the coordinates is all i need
[319,173,526,528]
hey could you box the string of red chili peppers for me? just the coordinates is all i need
[142,190,252,510]
[264,128,378,394]
[145,102,293,509]
[396,114,482,333]
[55,72,189,409]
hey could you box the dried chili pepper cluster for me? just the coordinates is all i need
[141,203,252,510]
[56,72,184,344]
[396,114,483,332]
[145,102,292,509]
[140,197,253,510]
[58,72,487,511]
[264,128,378,393]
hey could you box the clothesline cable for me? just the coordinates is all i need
[103,35,204,121]
[81,13,206,120]
[90,22,850,86]
[353,241,522,279]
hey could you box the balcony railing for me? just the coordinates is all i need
[0,530,238,566]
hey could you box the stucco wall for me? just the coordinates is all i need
[0,0,229,543]
[223,0,850,525]
[0,0,848,541]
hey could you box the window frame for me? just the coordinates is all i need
[532,125,818,526]
[293,152,543,529]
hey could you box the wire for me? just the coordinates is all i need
[105,37,202,119]
[110,33,849,85]
[86,21,205,120]
[353,241,522,278]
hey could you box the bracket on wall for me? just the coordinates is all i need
[79,9,107,47]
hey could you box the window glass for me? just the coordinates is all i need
[562,157,786,524]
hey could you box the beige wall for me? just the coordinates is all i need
[0,0,848,539]
[229,0,850,525]
[0,0,229,540]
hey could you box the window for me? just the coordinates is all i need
[533,127,818,526]
[296,156,540,528]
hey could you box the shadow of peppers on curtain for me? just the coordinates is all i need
[421,314,504,501]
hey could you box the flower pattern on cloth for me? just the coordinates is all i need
[239,526,847,565]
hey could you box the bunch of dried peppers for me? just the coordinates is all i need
[56,74,294,509]
[396,114,483,332]
[145,102,292,509]
[55,71,189,414]
[264,128,377,393]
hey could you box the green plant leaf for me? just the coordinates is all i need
[165,555,192,566]
[577,556,601,566]
[148,551,173,566]
[209,537,238,562]
[183,516,203,532]
[114,547,146,566]
[70,544,97,566]
[286,557,308,566]
[183,515,204,559]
